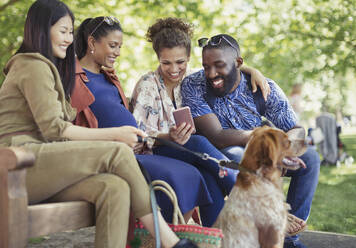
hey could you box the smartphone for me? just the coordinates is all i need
[173,106,195,132]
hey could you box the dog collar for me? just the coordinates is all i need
[237,164,257,175]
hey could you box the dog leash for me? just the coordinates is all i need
[138,135,240,178]
[138,136,275,177]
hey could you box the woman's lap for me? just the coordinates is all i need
[151,135,239,226]
[135,154,212,222]
[153,135,237,195]
[23,140,152,218]
[198,168,225,227]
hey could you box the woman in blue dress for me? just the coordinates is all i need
[72,17,217,225]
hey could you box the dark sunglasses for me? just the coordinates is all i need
[89,16,120,37]
[198,36,238,51]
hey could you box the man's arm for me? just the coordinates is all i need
[194,113,252,149]
[264,80,298,132]
[182,70,251,148]
[240,65,270,101]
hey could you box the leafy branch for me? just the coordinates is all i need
[0,0,22,13]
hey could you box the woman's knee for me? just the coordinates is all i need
[109,142,139,169]
[86,174,131,205]
[100,174,130,198]
[113,142,135,159]
[92,175,132,218]
[178,165,205,182]
[301,147,320,175]
[188,135,210,146]
[220,146,245,163]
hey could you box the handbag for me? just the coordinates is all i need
[131,180,224,248]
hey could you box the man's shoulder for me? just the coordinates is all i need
[241,72,280,97]
[265,77,277,86]
[240,71,277,87]
[265,77,286,97]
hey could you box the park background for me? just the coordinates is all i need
[1,0,356,238]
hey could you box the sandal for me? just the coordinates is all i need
[286,213,307,236]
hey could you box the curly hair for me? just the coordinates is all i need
[146,17,194,57]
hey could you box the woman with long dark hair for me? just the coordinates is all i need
[0,1,195,247]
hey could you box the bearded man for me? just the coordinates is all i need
[181,34,320,248]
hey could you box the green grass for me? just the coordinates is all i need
[284,165,356,235]
[307,165,356,235]
[284,130,356,235]
[340,133,356,158]
[28,237,46,244]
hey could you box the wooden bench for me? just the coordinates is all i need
[0,147,198,247]
[0,147,95,248]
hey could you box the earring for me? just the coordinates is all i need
[90,50,94,54]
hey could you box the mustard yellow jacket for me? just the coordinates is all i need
[0,53,76,146]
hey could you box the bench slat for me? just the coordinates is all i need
[28,201,95,238]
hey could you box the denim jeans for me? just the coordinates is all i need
[221,145,320,242]
[153,135,238,226]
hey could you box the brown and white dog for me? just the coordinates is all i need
[214,126,307,248]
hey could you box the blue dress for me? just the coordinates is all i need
[84,69,212,222]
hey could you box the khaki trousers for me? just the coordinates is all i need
[23,140,151,248]
[48,173,130,248]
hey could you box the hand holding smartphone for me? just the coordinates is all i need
[173,106,195,132]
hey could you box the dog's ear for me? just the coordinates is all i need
[257,131,286,184]
[287,127,307,157]
[258,133,278,169]
[287,126,305,140]
[243,127,277,171]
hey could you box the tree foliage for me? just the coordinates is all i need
[0,0,355,119]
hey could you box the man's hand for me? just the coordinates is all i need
[194,113,252,149]
[240,65,271,101]
[133,142,144,154]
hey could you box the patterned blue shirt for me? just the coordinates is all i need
[181,69,297,132]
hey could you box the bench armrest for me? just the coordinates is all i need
[0,147,35,171]
[0,147,35,248]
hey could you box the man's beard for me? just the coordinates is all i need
[207,65,238,97]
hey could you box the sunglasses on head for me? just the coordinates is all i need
[198,35,238,51]
[89,16,120,37]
